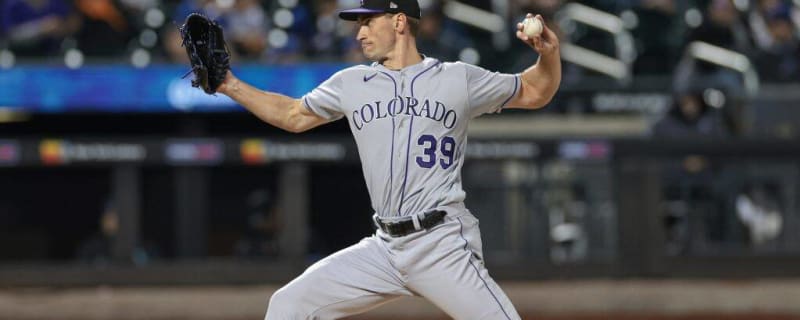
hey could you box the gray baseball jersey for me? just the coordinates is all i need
[265,57,522,319]
[303,57,519,218]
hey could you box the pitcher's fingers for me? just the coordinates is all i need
[516,30,529,41]
[532,36,542,49]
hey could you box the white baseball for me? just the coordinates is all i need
[522,17,543,38]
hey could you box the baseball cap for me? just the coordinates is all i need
[339,0,421,21]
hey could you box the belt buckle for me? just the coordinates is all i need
[375,216,398,236]
[376,211,445,237]
[380,218,408,237]
[381,220,394,234]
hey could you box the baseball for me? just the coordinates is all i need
[522,17,543,38]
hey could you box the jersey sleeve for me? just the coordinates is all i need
[462,62,521,118]
[301,71,346,121]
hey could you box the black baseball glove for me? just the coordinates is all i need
[179,13,231,94]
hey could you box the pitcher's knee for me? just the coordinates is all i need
[265,282,311,318]
[268,286,300,310]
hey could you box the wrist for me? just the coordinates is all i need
[219,73,237,95]
[538,46,559,58]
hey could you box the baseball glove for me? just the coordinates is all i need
[179,13,230,94]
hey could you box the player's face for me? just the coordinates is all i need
[356,14,397,61]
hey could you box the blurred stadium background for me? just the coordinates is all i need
[2,0,800,319]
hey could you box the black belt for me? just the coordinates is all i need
[374,211,447,237]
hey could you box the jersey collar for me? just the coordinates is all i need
[372,55,438,74]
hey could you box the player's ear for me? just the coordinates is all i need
[394,13,405,32]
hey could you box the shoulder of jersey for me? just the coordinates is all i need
[334,59,460,79]
[330,64,372,81]
[430,61,466,77]
[439,61,462,70]
[339,64,375,74]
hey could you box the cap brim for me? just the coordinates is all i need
[339,8,387,21]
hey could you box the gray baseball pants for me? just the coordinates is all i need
[264,210,521,319]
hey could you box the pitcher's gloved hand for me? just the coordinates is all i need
[179,13,231,94]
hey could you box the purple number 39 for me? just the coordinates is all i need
[416,135,455,169]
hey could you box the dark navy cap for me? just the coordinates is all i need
[339,0,421,21]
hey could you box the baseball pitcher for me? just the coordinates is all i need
[181,0,560,318]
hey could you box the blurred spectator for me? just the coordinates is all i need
[73,0,136,56]
[75,202,119,264]
[672,0,754,134]
[259,0,313,63]
[660,154,716,254]
[688,0,753,56]
[76,201,159,266]
[223,0,269,59]
[416,11,454,60]
[308,0,348,60]
[653,89,730,137]
[752,2,800,82]
[111,0,161,27]
[749,0,786,49]
[234,189,280,258]
[1,0,79,57]
[116,0,162,39]
[630,0,684,74]
[416,3,472,62]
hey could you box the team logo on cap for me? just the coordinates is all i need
[390,1,398,8]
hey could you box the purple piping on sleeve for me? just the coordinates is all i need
[497,74,520,111]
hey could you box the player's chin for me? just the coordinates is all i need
[362,51,379,61]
